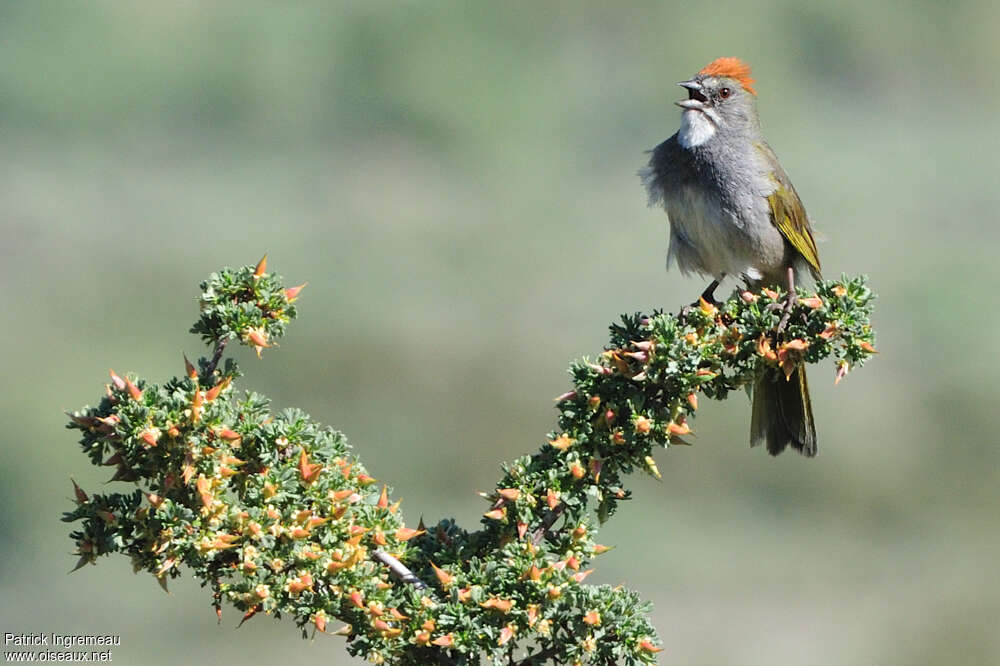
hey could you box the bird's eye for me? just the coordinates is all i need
[719,87,732,99]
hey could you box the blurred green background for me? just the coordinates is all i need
[2,1,998,664]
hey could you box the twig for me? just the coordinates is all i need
[531,502,566,544]
[372,550,427,589]
[205,338,229,377]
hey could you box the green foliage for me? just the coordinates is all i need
[64,260,876,665]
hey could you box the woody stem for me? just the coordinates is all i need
[206,338,229,377]
[532,502,567,544]
[372,550,427,589]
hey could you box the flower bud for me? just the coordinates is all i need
[497,488,521,501]
[801,295,823,309]
[395,527,424,541]
[644,455,661,480]
[667,420,691,437]
[253,254,267,279]
[140,428,160,447]
[313,612,327,633]
[183,355,198,380]
[124,377,143,402]
[71,479,88,505]
[205,377,230,401]
[834,360,850,386]
[284,282,307,302]
[218,428,242,444]
[554,390,577,403]
[108,369,126,391]
[638,639,663,653]
[431,562,454,589]
[244,328,270,358]
[480,598,513,613]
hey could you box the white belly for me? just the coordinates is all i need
[665,185,784,283]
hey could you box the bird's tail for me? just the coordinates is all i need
[750,366,817,457]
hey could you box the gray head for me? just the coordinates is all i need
[674,57,760,148]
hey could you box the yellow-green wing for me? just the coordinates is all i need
[756,143,821,278]
[767,185,821,277]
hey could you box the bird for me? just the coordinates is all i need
[639,57,821,457]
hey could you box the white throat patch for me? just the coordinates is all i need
[677,109,717,148]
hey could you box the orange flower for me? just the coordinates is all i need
[140,428,160,448]
[549,434,574,451]
[395,527,425,541]
[298,449,323,485]
[801,295,823,309]
[205,377,231,401]
[667,419,691,437]
[756,335,777,361]
[313,612,327,633]
[244,327,270,358]
[284,282,307,302]
[253,254,267,278]
[431,562,454,589]
[124,377,143,402]
[483,508,506,521]
[638,638,663,653]
[183,354,198,380]
[498,624,515,646]
[480,598,513,613]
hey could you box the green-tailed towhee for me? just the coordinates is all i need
[639,57,821,457]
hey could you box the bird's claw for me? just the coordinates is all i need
[776,291,797,334]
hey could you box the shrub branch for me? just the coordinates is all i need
[64,258,876,665]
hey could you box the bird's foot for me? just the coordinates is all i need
[775,290,797,335]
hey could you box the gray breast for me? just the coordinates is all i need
[641,133,785,283]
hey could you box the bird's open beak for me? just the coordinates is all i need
[675,80,708,110]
